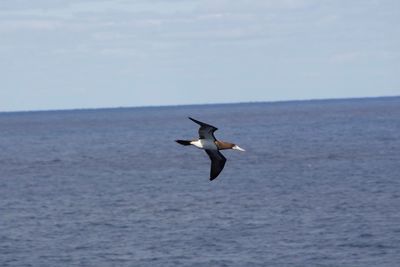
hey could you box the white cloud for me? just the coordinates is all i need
[0,19,62,31]
[1,0,399,111]
[330,52,362,63]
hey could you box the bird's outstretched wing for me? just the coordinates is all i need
[189,117,218,141]
[205,149,227,181]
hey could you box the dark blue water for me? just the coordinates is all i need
[1,97,400,266]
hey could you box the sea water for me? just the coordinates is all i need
[1,97,399,266]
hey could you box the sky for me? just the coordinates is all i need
[0,0,399,111]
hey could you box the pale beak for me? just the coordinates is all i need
[233,145,245,152]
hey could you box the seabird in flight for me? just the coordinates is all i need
[175,117,245,181]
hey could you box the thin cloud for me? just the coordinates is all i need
[0,0,399,111]
[330,52,362,64]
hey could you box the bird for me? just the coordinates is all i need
[175,117,245,181]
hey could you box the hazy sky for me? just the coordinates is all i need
[1,0,399,111]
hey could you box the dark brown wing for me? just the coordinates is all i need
[189,117,218,141]
[205,150,227,181]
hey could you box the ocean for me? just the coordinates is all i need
[1,97,399,266]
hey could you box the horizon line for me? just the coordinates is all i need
[1,95,399,114]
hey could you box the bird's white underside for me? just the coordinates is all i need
[190,139,218,150]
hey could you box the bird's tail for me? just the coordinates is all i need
[175,140,192,146]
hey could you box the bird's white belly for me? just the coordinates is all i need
[191,139,217,150]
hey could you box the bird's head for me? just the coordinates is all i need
[215,140,245,151]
